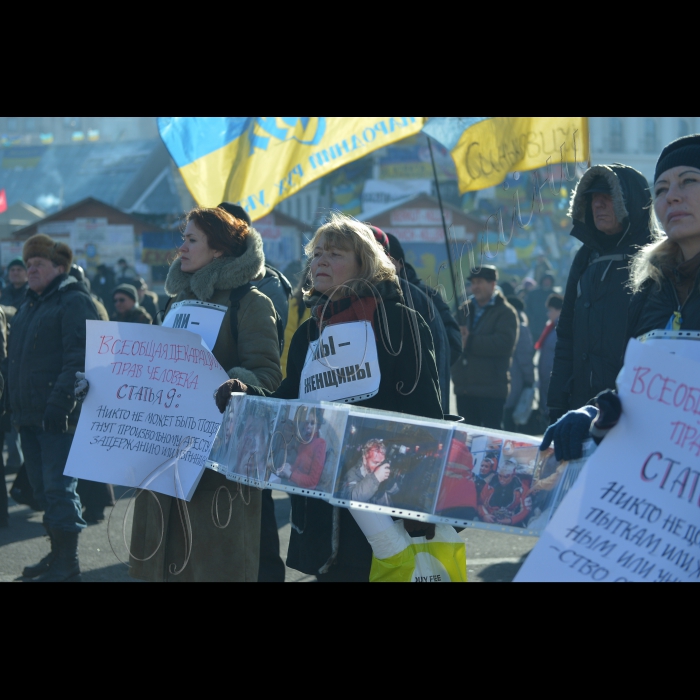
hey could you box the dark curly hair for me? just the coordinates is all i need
[183,207,248,258]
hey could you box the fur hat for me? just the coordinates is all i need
[23,234,73,270]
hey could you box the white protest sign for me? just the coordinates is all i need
[515,339,700,582]
[65,321,229,501]
[162,299,227,351]
[300,321,380,404]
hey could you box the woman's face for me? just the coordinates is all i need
[654,165,700,259]
[179,220,221,273]
[310,233,360,295]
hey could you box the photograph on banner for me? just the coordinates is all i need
[332,412,453,517]
[206,393,247,474]
[265,401,348,497]
[64,321,229,501]
[225,396,280,487]
[433,429,562,534]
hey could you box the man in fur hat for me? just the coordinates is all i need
[546,165,655,422]
[9,234,100,581]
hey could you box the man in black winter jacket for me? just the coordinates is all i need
[546,164,654,422]
[9,234,100,581]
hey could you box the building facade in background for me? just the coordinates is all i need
[0,117,158,146]
[588,117,697,183]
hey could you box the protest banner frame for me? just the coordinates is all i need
[203,396,581,538]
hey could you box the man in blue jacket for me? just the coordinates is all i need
[9,234,99,581]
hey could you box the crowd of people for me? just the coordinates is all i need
[1,132,699,582]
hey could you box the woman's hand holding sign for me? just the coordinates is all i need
[215,379,248,413]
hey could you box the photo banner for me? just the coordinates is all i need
[515,339,700,582]
[207,396,583,537]
[64,321,230,501]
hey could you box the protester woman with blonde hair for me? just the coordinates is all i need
[628,134,700,336]
[215,212,443,581]
[128,206,282,582]
[541,135,700,462]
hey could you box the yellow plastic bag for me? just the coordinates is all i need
[365,519,467,583]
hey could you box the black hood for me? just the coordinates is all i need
[568,164,653,253]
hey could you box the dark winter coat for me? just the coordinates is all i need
[537,319,558,414]
[504,312,535,411]
[110,305,153,324]
[246,281,443,580]
[8,274,100,429]
[451,290,519,400]
[397,276,450,413]
[547,164,654,415]
[404,262,462,364]
[627,264,700,338]
[1,282,28,310]
[139,290,160,322]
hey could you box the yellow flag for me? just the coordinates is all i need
[158,117,425,221]
[424,117,589,193]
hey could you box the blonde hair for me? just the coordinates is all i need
[629,206,684,293]
[303,212,398,299]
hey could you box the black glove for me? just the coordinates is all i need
[402,519,436,540]
[215,379,248,414]
[539,405,597,461]
[592,389,622,430]
[43,404,69,434]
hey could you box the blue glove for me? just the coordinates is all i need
[539,405,598,461]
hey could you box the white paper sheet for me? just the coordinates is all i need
[64,321,229,501]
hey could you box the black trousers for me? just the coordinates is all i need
[456,396,505,431]
[258,489,285,582]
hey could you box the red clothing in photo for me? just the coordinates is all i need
[288,436,327,489]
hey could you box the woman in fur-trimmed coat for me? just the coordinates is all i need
[128,207,282,582]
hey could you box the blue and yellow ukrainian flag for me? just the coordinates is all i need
[423,117,589,193]
[158,117,425,221]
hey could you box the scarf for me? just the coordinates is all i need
[535,319,556,350]
[306,290,379,333]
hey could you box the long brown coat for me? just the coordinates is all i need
[128,228,282,582]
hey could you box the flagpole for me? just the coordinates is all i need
[426,135,459,312]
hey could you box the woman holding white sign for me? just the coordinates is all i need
[129,207,282,582]
[216,213,443,582]
[541,135,700,461]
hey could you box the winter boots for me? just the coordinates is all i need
[22,525,54,578]
[23,526,81,582]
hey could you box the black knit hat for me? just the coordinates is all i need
[7,257,26,271]
[385,232,406,263]
[218,202,252,226]
[112,284,138,302]
[654,134,700,184]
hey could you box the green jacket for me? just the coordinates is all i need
[129,227,281,582]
